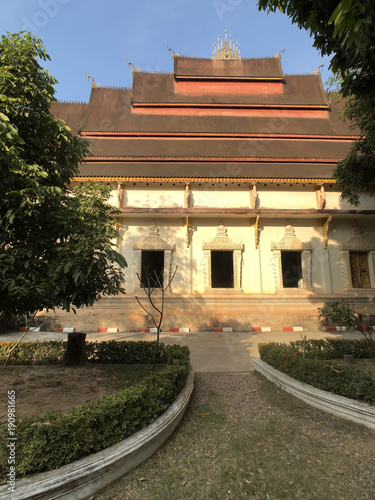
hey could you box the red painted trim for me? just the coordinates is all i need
[119,207,375,215]
[139,328,150,333]
[131,106,329,118]
[19,327,29,332]
[84,156,341,164]
[169,328,180,332]
[213,328,223,332]
[174,79,284,96]
[283,327,294,332]
[97,328,108,333]
[80,131,357,142]
[132,102,329,110]
[325,326,337,331]
[53,328,63,332]
[251,327,262,332]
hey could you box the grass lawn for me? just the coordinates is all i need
[94,371,375,500]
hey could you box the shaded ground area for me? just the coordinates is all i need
[0,364,155,422]
[94,372,375,500]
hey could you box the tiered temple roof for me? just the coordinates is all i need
[50,34,357,183]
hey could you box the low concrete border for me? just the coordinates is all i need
[1,367,194,500]
[253,358,375,429]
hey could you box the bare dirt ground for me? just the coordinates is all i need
[0,364,153,422]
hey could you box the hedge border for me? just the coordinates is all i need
[0,366,194,500]
[253,358,375,429]
[0,341,190,478]
[258,340,375,404]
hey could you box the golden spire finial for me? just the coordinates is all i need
[212,31,241,60]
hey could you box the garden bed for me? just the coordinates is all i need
[0,340,190,479]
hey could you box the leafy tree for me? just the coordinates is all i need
[257,0,375,204]
[0,32,126,323]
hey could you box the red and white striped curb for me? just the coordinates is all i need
[251,327,272,332]
[212,327,233,333]
[97,328,119,333]
[139,327,190,333]
[325,326,375,331]
[283,326,304,332]
[19,327,75,333]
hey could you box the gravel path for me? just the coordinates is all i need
[94,372,375,500]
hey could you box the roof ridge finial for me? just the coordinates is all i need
[212,30,241,60]
[85,72,100,88]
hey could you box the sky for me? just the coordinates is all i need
[0,0,332,103]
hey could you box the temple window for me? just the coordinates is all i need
[281,251,302,288]
[349,252,371,289]
[133,222,174,292]
[271,224,312,290]
[339,222,375,290]
[202,223,243,292]
[211,251,234,288]
[141,250,164,288]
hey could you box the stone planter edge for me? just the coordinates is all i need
[253,358,375,429]
[2,366,194,500]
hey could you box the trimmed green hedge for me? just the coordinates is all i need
[289,338,375,360]
[0,339,185,365]
[258,340,375,405]
[0,341,190,476]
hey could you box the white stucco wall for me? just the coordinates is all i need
[115,184,375,296]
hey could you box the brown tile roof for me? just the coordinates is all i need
[131,72,328,106]
[50,101,88,133]
[86,137,351,160]
[70,87,352,137]
[77,161,338,180]
[49,55,358,183]
[173,56,283,79]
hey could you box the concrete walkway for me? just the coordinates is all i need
[0,329,364,372]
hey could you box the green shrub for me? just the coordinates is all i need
[0,340,189,366]
[317,300,358,328]
[258,342,375,405]
[0,342,190,476]
[0,340,65,365]
[289,338,375,359]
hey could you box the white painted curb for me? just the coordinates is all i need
[0,368,194,500]
[253,358,375,429]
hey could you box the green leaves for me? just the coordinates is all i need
[0,33,126,317]
[258,0,375,203]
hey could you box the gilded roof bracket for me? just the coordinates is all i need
[184,216,193,248]
[250,215,260,249]
[322,215,332,249]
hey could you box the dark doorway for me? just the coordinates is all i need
[281,251,302,288]
[350,251,370,288]
[211,251,234,288]
[141,250,164,288]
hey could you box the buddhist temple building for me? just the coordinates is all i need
[49,32,375,331]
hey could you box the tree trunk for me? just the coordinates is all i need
[62,332,88,366]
